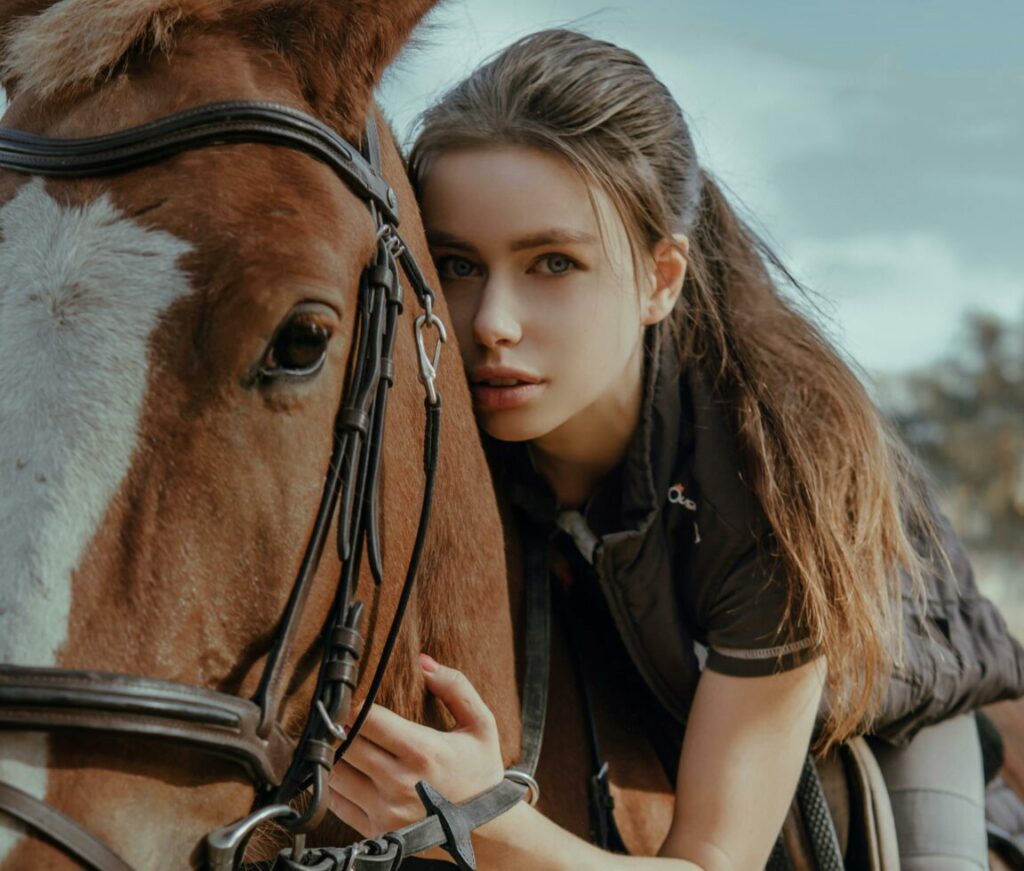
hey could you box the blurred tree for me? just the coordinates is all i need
[890,311,1024,553]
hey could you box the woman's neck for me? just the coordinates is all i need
[529,344,644,509]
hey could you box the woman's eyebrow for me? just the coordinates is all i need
[425,229,477,252]
[425,227,597,253]
[509,229,596,251]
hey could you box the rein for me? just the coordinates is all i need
[0,102,550,871]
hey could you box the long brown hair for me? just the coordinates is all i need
[409,28,938,747]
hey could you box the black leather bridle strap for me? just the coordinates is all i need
[337,399,441,759]
[0,95,420,791]
[0,101,398,223]
[0,782,133,871]
[510,518,551,779]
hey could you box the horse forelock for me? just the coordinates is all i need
[0,0,441,121]
[0,178,194,862]
[0,0,249,99]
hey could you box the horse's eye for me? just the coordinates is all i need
[262,314,333,378]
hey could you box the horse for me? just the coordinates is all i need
[0,1,536,866]
[2,3,1019,869]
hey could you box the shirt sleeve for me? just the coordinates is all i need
[699,538,820,677]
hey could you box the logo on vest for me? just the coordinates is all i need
[667,483,697,511]
[667,484,701,544]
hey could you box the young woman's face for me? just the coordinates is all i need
[418,145,649,444]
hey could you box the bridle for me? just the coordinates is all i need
[0,101,550,871]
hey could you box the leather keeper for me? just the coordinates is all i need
[303,739,335,769]
[386,278,404,308]
[330,627,365,659]
[339,408,370,434]
[368,264,394,289]
[324,660,360,687]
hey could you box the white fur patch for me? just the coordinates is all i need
[0,179,193,859]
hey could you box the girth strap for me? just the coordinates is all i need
[0,781,133,871]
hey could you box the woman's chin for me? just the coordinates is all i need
[478,410,549,444]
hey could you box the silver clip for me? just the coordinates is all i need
[315,699,348,742]
[415,308,447,406]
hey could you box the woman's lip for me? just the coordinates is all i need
[470,367,542,384]
[471,381,545,410]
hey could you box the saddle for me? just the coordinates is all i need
[778,739,899,871]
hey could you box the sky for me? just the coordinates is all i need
[377,0,1024,376]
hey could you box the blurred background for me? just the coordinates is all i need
[378,0,1023,629]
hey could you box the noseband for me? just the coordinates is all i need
[0,102,550,871]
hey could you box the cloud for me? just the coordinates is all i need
[792,230,1023,372]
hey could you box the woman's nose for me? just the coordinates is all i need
[472,278,522,349]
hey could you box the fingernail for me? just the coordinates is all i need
[419,653,439,673]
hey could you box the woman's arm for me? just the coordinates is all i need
[658,658,826,868]
[472,658,826,871]
[329,655,825,871]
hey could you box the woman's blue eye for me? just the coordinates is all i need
[537,254,576,274]
[435,255,479,279]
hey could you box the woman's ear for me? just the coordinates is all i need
[642,234,688,326]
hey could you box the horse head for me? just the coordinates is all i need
[0,2,519,867]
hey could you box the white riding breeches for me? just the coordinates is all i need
[869,713,988,870]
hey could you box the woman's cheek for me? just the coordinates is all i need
[442,292,477,359]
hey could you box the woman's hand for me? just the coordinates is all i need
[328,654,505,838]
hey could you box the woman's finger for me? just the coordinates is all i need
[328,788,372,838]
[344,733,407,783]
[328,759,376,812]
[420,655,495,734]
[356,703,435,759]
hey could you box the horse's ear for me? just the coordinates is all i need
[250,0,442,134]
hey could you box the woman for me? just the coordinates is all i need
[327,29,1024,870]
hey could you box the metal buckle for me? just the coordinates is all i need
[414,301,447,406]
[503,769,541,807]
[206,804,299,870]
